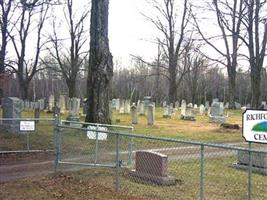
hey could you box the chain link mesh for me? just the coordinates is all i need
[56,123,267,199]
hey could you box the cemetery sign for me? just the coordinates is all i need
[243,109,267,144]
[20,121,35,131]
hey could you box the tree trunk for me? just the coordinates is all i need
[228,70,236,109]
[85,0,113,124]
[20,81,29,100]
[168,70,177,104]
[67,79,76,98]
[251,66,261,108]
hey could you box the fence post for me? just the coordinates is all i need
[26,132,30,151]
[200,144,205,200]
[115,133,120,192]
[54,114,60,172]
[95,125,99,164]
[127,127,134,165]
[248,142,252,200]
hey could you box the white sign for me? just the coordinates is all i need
[87,126,108,141]
[20,121,35,131]
[243,109,267,144]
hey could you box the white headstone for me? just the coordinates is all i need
[48,95,54,112]
[147,104,155,125]
[59,95,66,114]
[131,104,138,124]
[199,104,205,115]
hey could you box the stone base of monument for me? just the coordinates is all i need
[163,114,171,119]
[209,115,225,123]
[129,170,176,186]
[180,115,195,121]
[232,150,267,175]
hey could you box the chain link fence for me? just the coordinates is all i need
[55,120,134,172]
[0,118,54,153]
[56,121,267,200]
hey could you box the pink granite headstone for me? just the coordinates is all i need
[130,150,176,185]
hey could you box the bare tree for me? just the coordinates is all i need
[46,0,89,98]
[0,0,13,74]
[8,0,50,99]
[185,46,207,104]
[193,0,244,108]
[140,0,192,104]
[85,0,113,124]
[240,0,267,108]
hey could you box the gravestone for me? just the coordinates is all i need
[205,101,210,110]
[59,95,66,114]
[67,97,80,121]
[138,101,145,115]
[194,104,198,109]
[163,106,171,118]
[147,104,155,125]
[180,100,187,116]
[131,104,138,124]
[181,104,195,121]
[175,101,179,109]
[241,106,247,111]
[144,96,152,108]
[235,102,241,109]
[34,102,40,109]
[38,99,45,110]
[2,97,23,132]
[119,100,125,114]
[212,98,219,103]
[187,103,193,108]
[225,102,229,109]
[130,151,176,185]
[209,102,225,123]
[199,104,205,115]
[115,99,120,111]
[30,102,35,110]
[24,100,30,111]
[65,97,70,110]
[111,99,117,109]
[48,95,55,112]
[125,100,131,114]
[162,101,167,108]
[234,151,267,175]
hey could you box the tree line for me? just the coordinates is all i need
[1,0,267,121]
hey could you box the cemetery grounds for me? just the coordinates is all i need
[0,109,267,200]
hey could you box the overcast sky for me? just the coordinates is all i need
[7,0,251,70]
[109,0,158,67]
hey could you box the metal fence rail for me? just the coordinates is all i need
[55,120,134,172]
[55,120,267,200]
[0,118,54,153]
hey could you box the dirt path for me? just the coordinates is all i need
[0,142,246,183]
[0,152,55,183]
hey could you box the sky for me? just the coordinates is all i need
[48,0,158,68]
[5,0,254,70]
[109,0,158,67]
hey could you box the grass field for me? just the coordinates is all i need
[1,108,266,200]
